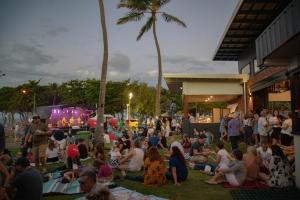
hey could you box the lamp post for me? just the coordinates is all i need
[128,92,133,121]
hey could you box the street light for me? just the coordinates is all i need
[128,92,133,121]
[21,89,27,94]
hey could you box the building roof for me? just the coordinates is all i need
[213,0,291,61]
[164,73,249,93]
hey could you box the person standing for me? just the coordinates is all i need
[243,113,254,145]
[29,116,51,170]
[258,110,269,144]
[0,123,5,152]
[219,115,228,142]
[268,110,282,145]
[228,113,241,150]
[280,112,293,146]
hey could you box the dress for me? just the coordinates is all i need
[268,156,291,188]
[143,158,166,186]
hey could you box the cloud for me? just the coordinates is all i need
[147,70,157,77]
[0,43,57,69]
[45,26,69,37]
[147,55,238,73]
[108,52,130,73]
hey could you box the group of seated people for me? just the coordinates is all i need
[185,137,294,188]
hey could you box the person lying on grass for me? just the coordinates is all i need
[166,146,188,186]
[205,149,246,186]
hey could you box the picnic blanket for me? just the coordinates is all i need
[75,187,168,200]
[223,180,269,189]
[42,171,113,195]
[230,188,300,200]
[43,171,81,195]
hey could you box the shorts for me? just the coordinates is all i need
[32,144,47,161]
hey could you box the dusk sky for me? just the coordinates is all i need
[0,0,239,87]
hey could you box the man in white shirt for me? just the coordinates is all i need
[258,110,269,144]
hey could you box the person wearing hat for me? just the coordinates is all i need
[28,115,51,170]
[7,157,42,200]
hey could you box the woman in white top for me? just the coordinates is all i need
[268,110,281,145]
[280,112,293,146]
[46,140,59,163]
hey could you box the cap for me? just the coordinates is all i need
[15,157,30,168]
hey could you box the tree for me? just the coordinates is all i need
[95,0,109,146]
[117,0,186,117]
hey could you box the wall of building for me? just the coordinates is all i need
[256,0,300,66]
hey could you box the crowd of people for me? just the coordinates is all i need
[0,109,296,200]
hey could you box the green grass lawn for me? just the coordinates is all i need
[6,132,247,200]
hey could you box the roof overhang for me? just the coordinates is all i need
[213,0,291,61]
[164,73,249,94]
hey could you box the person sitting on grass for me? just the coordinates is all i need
[93,159,113,183]
[45,139,59,164]
[79,168,112,200]
[190,141,231,175]
[7,157,43,200]
[189,134,210,164]
[166,146,188,186]
[181,134,191,154]
[109,143,121,169]
[78,138,89,160]
[243,146,261,181]
[119,139,144,176]
[266,145,291,188]
[203,129,214,147]
[205,149,246,186]
[148,131,165,149]
[124,147,167,186]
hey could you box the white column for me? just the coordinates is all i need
[243,81,247,114]
[295,135,300,188]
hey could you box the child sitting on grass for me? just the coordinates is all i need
[109,143,121,169]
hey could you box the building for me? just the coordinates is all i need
[213,0,300,187]
[164,73,248,135]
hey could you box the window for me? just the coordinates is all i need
[241,64,250,75]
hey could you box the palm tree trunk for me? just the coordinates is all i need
[95,0,108,147]
[152,14,162,117]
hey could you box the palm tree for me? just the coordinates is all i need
[95,0,109,146]
[117,0,186,117]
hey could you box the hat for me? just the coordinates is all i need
[15,157,30,168]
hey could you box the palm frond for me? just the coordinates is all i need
[117,0,150,11]
[137,17,153,40]
[158,0,171,9]
[117,12,145,25]
[161,12,186,27]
